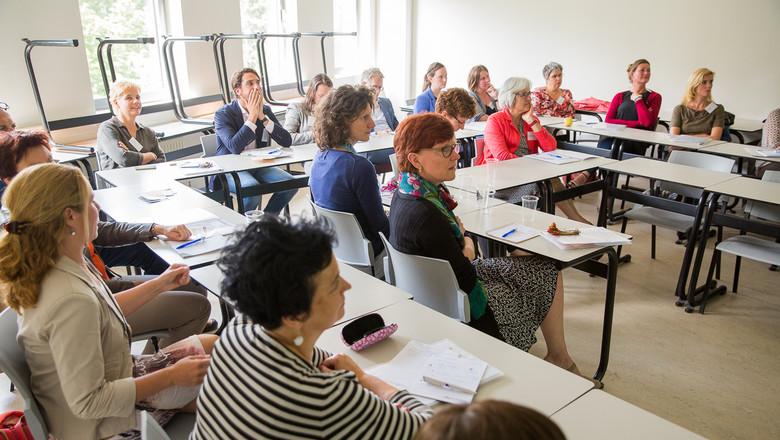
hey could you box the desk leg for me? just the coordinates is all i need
[685,193,723,313]
[597,170,615,227]
[594,247,618,383]
[543,180,555,214]
[674,192,710,304]
[229,171,246,214]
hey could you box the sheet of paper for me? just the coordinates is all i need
[747,148,780,158]
[525,152,580,165]
[169,234,229,258]
[138,188,176,203]
[541,227,631,249]
[668,134,709,145]
[487,224,539,244]
[422,351,487,394]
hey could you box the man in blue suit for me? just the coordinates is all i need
[360,67,399,172]
[214,68,297,214]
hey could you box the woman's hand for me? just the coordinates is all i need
[456,216,467,236]
[154,224,192,241]
[320,353,364,378]
[152,263,191,293]
[168,355,211,386]
[463,236,477,261]
[521,108,537,126]
[487,84,498,100]
[142,152,158,164]
[117,141,130,152]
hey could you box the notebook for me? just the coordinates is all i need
[541,227,631,249]
[487,224,539,243]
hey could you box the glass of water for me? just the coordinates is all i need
[245,209,265,223]
[521,195,539,210]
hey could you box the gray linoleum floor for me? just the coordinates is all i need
[2,177,778,439]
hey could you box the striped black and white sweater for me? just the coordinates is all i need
[191,316,433,439]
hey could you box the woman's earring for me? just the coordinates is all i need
[70,229,76,236]
[293,335,304,346]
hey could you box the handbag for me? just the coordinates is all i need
[0,411,33,440]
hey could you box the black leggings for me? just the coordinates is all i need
[467,305,505,342]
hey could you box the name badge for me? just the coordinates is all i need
[527,131,537,140]
[555,96,565,105]
[705,102,718,114]
[128,137,144,152]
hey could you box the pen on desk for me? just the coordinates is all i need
[501,228,517,238]
[422,376,475,394]
[175,237,204,250]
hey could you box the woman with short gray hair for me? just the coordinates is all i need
[531,62,575,118]
[481,77,592,224]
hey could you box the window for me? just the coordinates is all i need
[332,0,359,75]
[78,0,167,109]
[240,0,298,87]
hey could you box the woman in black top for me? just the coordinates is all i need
[389,113,582,375]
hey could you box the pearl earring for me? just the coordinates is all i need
[70,230,76,236]
[293,335,304,346]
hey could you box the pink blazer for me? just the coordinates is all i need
[479,108,557,165]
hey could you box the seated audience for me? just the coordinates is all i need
[598,59,662,155]
[436,88,478,131]
[414,62,447,114]
[389,113,583,376]
[670,68,725,141]
[0,130,214,348]
[360,67,398,170]
[481,77,591,224]
[284,73,333,145]
[310,85,388,260]
[214,67,297,214]
[414,399,566,440]
[193,216,433,439]
[532,62,575,118]
[96,80,166,170]
[0,163,218,439]
[466,65,498,122]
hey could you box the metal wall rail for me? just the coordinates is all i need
[211,33,260,104]
[96,37,155,114]
[161,34,215,124]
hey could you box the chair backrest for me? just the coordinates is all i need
[141,411,170,440]
[0,308,48,440]
[379,233,470,322]
[312,204,374,268]
[746,170,780,222]
[663,150,735,199]
[200,134,218,157]
[389,153,400,180]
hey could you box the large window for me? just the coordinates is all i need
[78,0,167,108]
[240,0,298,87]
[332,0,359,75]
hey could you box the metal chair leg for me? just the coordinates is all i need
[733,256,741,293]
[651,225,656,259]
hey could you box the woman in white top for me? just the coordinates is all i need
[284,73,333,145]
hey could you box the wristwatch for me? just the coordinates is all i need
[261,116,270,124]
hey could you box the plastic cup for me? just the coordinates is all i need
[521,195,539,210]
[481,185,496,210]
[245,210,265,223]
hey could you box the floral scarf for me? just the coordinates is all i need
[397,172,487,319]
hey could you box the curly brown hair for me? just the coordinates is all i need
[313,85,374,151]
[0,130,51,181]
[435,88,477,120]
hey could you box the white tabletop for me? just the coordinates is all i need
[52,150,92,163]
[93,182,248,267]
[465,116,565,134]
[189,262,412,326]
[317,299,594,415]
[550,122,725,151]
[700,142,780,164]
[353,133,395,153]
[96,145,317,188]
[448,155,616,192]
[705,176,780,206]
[455,128,483,139]
[459,203,629,263]
[599,157,739,189]
[380,186,506,216]
[552,390,704,440]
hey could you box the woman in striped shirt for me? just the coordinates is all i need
[192,216,433,439]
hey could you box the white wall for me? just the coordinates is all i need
[402,0,780,120]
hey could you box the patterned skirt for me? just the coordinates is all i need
[494,183,540,204]
[473,256,558,351]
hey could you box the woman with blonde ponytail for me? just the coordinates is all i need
[413,61,447,113]
[0,163,217,439]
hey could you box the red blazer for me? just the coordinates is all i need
[479,108,557,165]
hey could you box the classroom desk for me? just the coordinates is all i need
[353,132,394,153]
[699,142,780,174]
[380,186,506,216]
[190,262,412,327]
[52,149,96,188]
[93,181,247,268]
[448,155,616,213]
[317,299,595,416]
[597,158,740,306]
[682,176,780,312]
[152,119,214,141]
[551,390,704,440]
[459,203,627,382]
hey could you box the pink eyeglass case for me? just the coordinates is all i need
[340,313,398,351]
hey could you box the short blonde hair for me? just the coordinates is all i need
[682,68,715,106]
[109,80,141,112]
[498,77,532,110]
[0,163,91,311]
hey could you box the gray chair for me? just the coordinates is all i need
[620,151,734,259]
[0,308,48,440]
[199,134,218,158]
[141,410,169,440]
[379,233,470,322]
[140,410,196,440]
[311,203,376,276]
[703,170,780,301]
[389,153,400,180]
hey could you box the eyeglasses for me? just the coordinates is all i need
[0,102,8,111]
[515,91,531,98]
[432,142,461,158]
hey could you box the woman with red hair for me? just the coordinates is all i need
[389,113,585,378]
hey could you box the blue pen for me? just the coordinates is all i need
[548,154,564,159]
[501,228,517,238]
[175,237,203,250]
